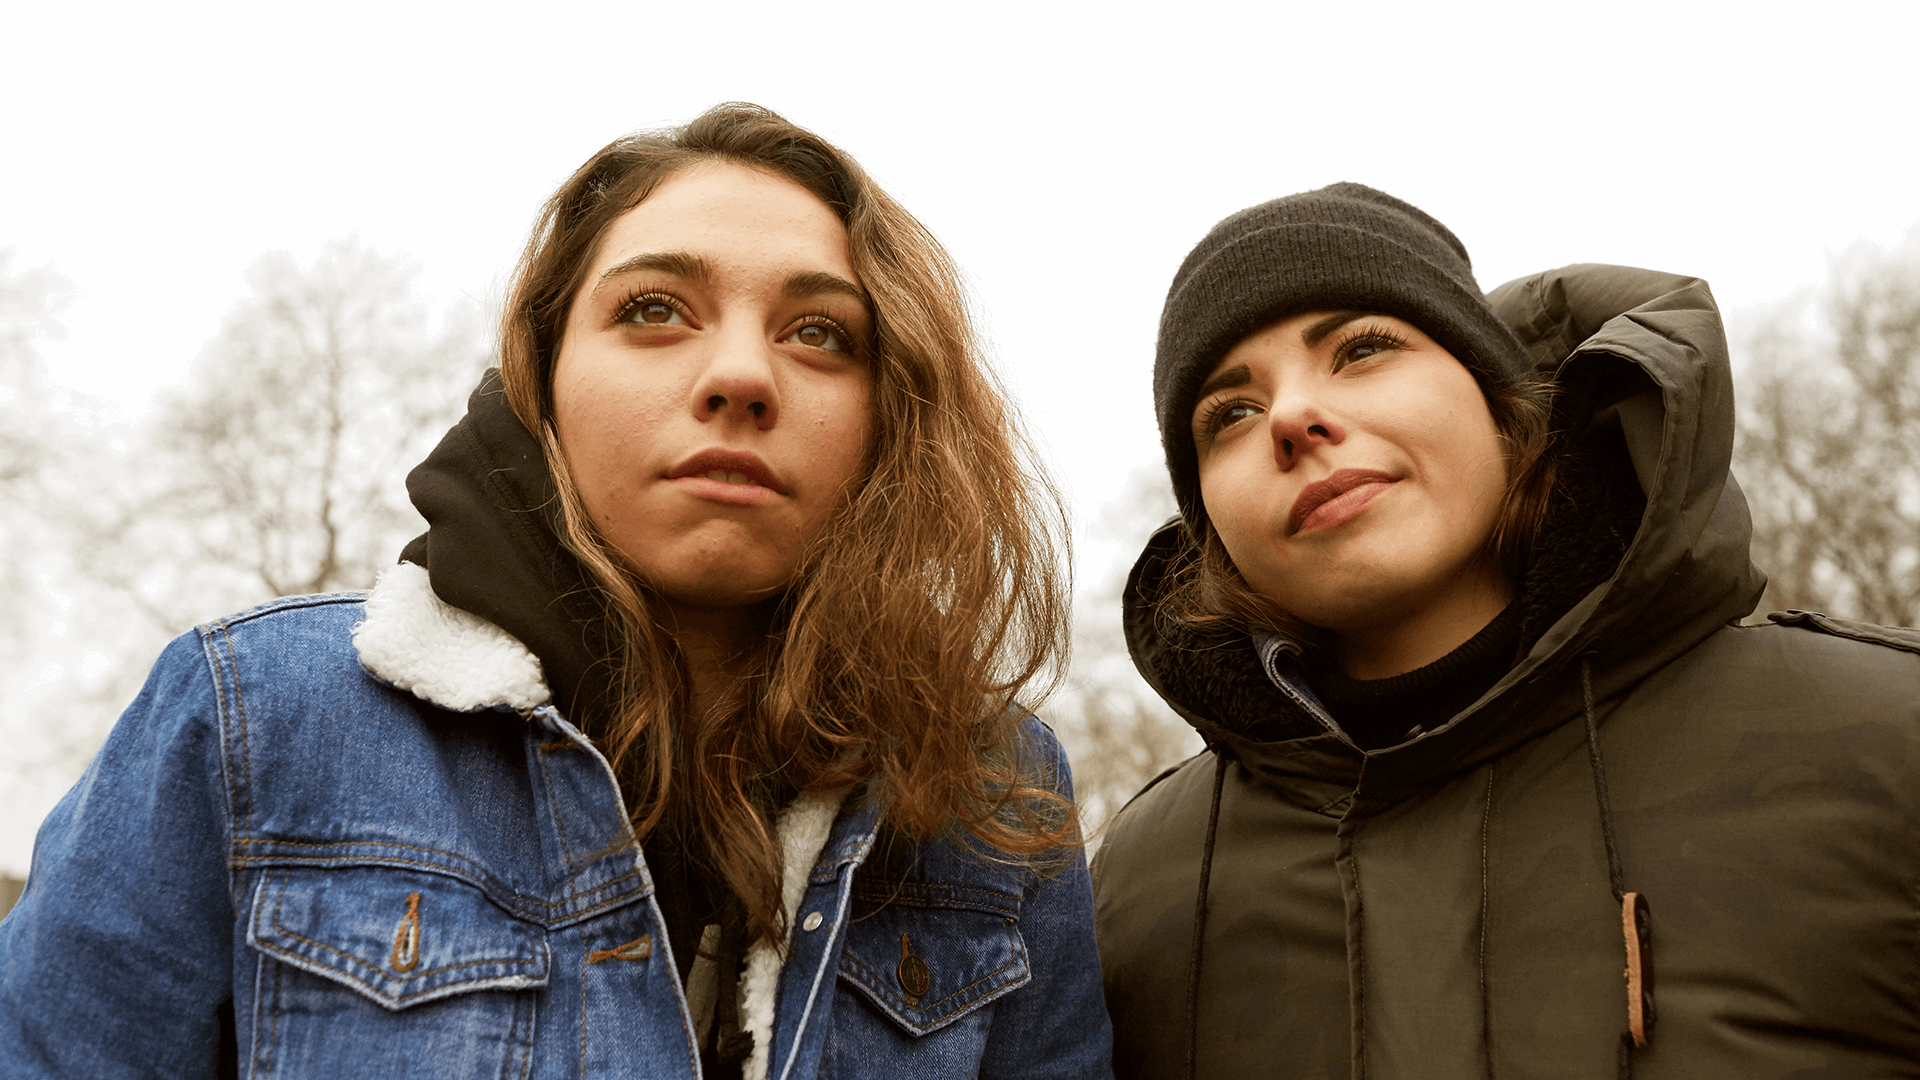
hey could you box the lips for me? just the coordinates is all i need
[1288,469,1396,534]
[667,449,785,494]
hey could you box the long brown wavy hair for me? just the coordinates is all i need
[496,103,1075,944]
[1165,372,1559,643]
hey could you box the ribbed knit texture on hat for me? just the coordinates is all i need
[1154,182,1532,527]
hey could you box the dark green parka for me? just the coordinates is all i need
[1091,265,1920,1079]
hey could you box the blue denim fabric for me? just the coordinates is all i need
[0,593,1113,1079]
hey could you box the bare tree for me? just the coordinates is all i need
[83,239,487,632]
[0,251,120,880]
[1735,243,1920,626]
[0,251,69,582]
[3,241,486,878]
[1052,468,1202,843]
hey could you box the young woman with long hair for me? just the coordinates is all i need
[1092,183,1920,1078]
[0,104,1111,1079]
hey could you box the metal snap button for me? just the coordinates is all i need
[802,911,823,932]
[897,933,930,1004]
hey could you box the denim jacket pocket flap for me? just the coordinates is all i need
[838,901,1030,1037]
[247,865,550,1011]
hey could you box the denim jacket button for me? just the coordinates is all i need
[802,911,824,932]
[897,933,931,1004]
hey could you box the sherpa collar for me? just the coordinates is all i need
[353,561,549,713]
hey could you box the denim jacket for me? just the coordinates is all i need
[0,567,1113,1078]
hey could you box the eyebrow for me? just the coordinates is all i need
[783,269,868,306]
[591,253,867,309]
[592,251,714,294]
[1192,364,1251,413]
[1301,310,1369,347]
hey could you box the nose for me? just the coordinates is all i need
[1268,394,1343,470]
[690,331,780,430]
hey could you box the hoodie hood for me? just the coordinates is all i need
[1124,264,1767,810]
[398,369,618,728]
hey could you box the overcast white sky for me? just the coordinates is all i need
[4,0,1918,869]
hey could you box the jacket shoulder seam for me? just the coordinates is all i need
[202,590,368,631]
[1113,750,1211,817]
[1766,610,1920,656]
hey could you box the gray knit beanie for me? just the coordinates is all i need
[1154,182,1532,529]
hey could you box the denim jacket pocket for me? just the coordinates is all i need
[838,885,1031,1036]
[246,864,550,1010]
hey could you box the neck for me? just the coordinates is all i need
[661,599,776,721]
[1334,563,1512,680]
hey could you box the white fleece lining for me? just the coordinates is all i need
[742,788,846,1080]
[352,562,549,713]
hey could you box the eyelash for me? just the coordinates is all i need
[787,311,859,355]
[612,288,688,326]
[1195,397,1255,441]
[1329,322,1412,368]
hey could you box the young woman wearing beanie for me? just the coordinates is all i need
[1091,182,1920,1078]
[0,104,1112,1079]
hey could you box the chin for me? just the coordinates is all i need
[1262,568,1437,633]
[645,562,796,610]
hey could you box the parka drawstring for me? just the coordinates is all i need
[1187,749,1228,1080]
[1581,657,1627,902]
[1581,655,1655,1071]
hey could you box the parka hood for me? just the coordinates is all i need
[1124,264,1767,809]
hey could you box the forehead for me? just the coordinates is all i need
[587,161,857,284]
[1225,311,1385,362]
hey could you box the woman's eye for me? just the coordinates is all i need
[1200,401,1260,438]
[1336,332,1407,368]
[785,322,846,352]
[625,300,685,326]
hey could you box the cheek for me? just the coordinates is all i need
[552,357,679,510]
[798,379,874,498]
[1198,462,1285,580]
[1435,417,1511,544]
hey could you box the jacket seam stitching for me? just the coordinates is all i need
[260,867,540,993]
[229,848,645,912]
[204,629,245,912]
[264,937,285,1073]
[249,937,539,1004]
[538,744,580,872]
[213,624,256,835]
[848,888,1021,917]
[1479,762,1496,1079]
[522,991,537,1080]
[1350,851,1367,1080]
[839,938,1025,1022]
